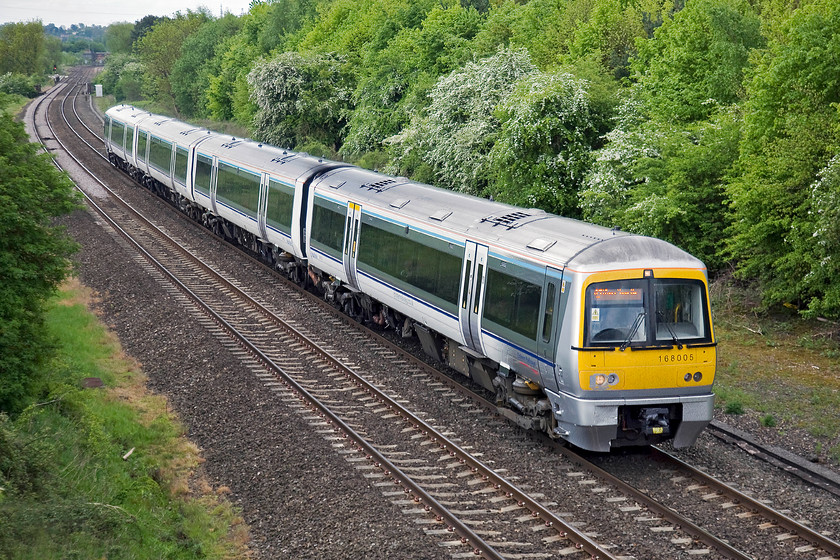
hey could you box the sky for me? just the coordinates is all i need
[1,0,254,27]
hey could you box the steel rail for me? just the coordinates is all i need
[45,67,615,560]
[653,446,840,558]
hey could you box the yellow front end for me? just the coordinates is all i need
[578,344,716,393]
[557,267,717,448]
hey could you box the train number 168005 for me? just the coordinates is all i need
[660,353,694,363]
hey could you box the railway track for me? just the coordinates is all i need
[37,69,616,560]
[33,67,840,560]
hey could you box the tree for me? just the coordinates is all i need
[206,3,274,124]
[0,113,79,413]
[631,0,763,123]
[487,70,595,218]
[99,53,145,101]
[248,51,355,150]
[136,11,208,110]
[728,0,840,311]
[170,14,242,117]
[341,2,481,159]
[0,22,45,76]
[389,48,536,195]
[105,22,135,54]
[796,156,840,317]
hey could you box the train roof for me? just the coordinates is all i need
[312,166,704,273]
[193,134,337,184]
[105,104,154,127]
[105,105,705,274]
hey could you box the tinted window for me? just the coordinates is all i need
[217,161,260,218]
[194,153,213,196]
[125,125,134,153]
[584,278,711,347]
[310,197,345,259]
[137,131,148,163]
[357,215,461,313]
[174,146,188,184]
[266,179,295,235]
[483,262,542,343]
[112,120,125,150]
[149,135,172,174]
[654,280,709,342]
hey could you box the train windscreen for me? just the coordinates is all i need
[585,278,710,347]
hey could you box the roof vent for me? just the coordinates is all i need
[390,198,410,209]
[526,238,556,252]
[361,178,396,192]
[481,211,532,229]
[430,210,452,222]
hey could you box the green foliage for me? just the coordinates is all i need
[170,14,242,117]
[136,11,210,111]
[104,23,136,54]
[580,0,762,269]
[249,51,355,150]
[0,114,79,414]
[795,157,840,317]
[0,73,37,98]
[0,22,47,76]
[99,53,146,102]
[760,414,777,427]
[341,2,481,159]
[632,0,764,123]
[0,290,247,559]
[206,4,275,124]
[725,400,744,414]
[727,0,840,314]
[488,70,595,218]
[389,48,536,195]
[567,0,669,79]
[470,0,574,68]
[583,103,740,268]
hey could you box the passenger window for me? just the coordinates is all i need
[461,259,472,309]
[542,282,556,342]
[473,264,484,314]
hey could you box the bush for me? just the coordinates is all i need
[0,113,79,413]
[0,72,36,98]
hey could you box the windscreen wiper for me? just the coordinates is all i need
[656,311,683,349]
[620,312,646,351]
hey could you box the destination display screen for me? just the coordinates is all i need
[591,287,643,304]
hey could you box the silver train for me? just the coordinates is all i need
[104,104,717,452]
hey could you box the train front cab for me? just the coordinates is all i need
[547,267,716,452]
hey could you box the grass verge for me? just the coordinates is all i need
[0,278,250,559]
[711,278,840,463]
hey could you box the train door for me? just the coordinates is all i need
[342,202,362,289]
[208,155,219,215]
[459,241,489,355]
[538,267,564,390]
[257,173,269,240]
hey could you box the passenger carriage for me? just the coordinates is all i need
[104,105,716,452]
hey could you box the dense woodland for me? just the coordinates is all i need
[5,0,840,319]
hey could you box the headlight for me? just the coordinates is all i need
[590,373,619,389]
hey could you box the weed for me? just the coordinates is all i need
[725,400,744,415]
[760,414,777,427]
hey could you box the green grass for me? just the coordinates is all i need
[711,278,840,463]
[0,280,249,559]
